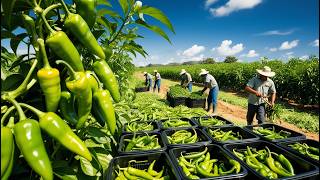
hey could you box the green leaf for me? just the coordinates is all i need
[78,156,100,177]
[9,55,33,70]
[1,73,24,91]
[118,0,129,15]
[1,30,16,39]
[92,29,105,39]
[139,6,175,33]
[97,9,121,19]
[10,33,28,54]
[95,153,112,172]
[135,19,172,44]
[1,0,17,30]
[96,0,112,7]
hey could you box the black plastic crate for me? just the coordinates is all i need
[122,120,160,134]
[135,86,148,92]
[277,139,319,166]
[223,140,319,180]
[186,98,206,108]
[192,116,234,128]
[167,93,187,107]
[169,144,248,180]
[159,117,198,130]
[118,132,166,155]
[162,127,211,149]
[203,126,260,145]
[244,123,306,143]
[106,152,181,180]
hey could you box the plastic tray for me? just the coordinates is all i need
[159,117,198,130]
[203,126,260,145]
[118,131,166,155]
[167,93,187,107]
[223,140,319,180]
[122,120,160,134]
[277,139,319,166]
[186,98,206,108]
[192,115,234,128]
[106,152,181,180]
[244,123,306,143]
[169,144,248,180]
[161,127,212,149]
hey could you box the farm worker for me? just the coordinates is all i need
[245,66,276,125]
[153,70,161,93]
[144,72,152,91]
[180,69,193,92]
[199,69,219,115]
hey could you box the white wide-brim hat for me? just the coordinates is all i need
[143,71,147,75]
[199,69,209,76]
[256,66,275,77]
[154,70,157,73]
[180,69,186,75]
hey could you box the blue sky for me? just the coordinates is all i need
[2,0,318,66]
[132,0,319,66]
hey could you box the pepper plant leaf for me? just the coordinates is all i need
[135,19,172,44]
[118,0,129,15]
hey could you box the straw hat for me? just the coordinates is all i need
[143,72,147,75]
[154,70,157,73]
[180,69,186,75]
[199,69,209,76]
[256,66,275,77]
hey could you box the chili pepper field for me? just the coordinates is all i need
[1,0,319,180]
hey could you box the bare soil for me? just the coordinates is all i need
[134,72,319,141]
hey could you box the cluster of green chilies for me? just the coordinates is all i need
[162,119,191,128]
[115,160,169,180]
[168,129,198,144]
[177,147,241,179]
[288,142,319,160]
[208,128,242,141]
[189,91,206,100]
[198,117,226,126]
[1,1,121,179]
[253,127,291,140]
[233,146,295,179]
[168,85,191,98]
[125,121,154,132]
[124,134,161,152]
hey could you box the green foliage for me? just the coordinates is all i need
[168,85,190,98]
[224,56,238,63]
[140,58,319,105]
[189,91,206,99]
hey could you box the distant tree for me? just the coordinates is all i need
[202,58,215,64]
[224,56,238,63]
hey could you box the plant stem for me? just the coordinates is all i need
[56,60,77,80]
[37,38,51,68]
[1,106,15,126]
[41,4,62,34]
[58,0,71,15]
[6,98,26,121]
[19,103,45,117]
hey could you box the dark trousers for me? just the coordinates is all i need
[246,103,265,125]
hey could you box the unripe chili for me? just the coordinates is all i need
[74,0,97,28]
[1,126,14,177]
[59,91,78,125]
[92,59,120,102]
[19,103,92,161]
[56,60,92,129]
[60,0,105,59]
[37,38,61,112]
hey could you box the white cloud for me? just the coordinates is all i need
[279,40,299,50]
[300,55,309,59]
[209,0,262,17]
[269,48,277,52]
[311,39,319,47]
[246,50,259,57]
[182,45,206,57]
[256,29,295,36]
[205,0,218,9]
[286,52,294,56]
[215,40,244,56]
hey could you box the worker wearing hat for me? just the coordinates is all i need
[199,69,219,115]
[245,66,276,125]
[180,69,193,92]
[153,70,161,93]
[144,72,152,91]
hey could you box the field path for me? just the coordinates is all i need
[134,72,319,141]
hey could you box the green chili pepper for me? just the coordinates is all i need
[179,161,191,177]
[56,60,92,129]
[86,71,99,93]
[147,160,158,176]
[127,167,155,180]
[102,45,113,60]
[265,147,293,177]
[59,0,105,59]
[184,147,208,159]
[19,103,92,161]
[41,8,84,71]
[37,38,61,112]
[277,154,295,175]
[92,60,120,102]
[59,91,78,125]
[229,159,241,173]
[196,162,219,177]
[74,0,97,28]
[92,88,116,134]
[21,14,37,47]
[1,118,15,180]
[1,119,15,177]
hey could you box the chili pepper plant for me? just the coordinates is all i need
[1,0,174,179]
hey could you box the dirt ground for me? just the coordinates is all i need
[135,72,319,141]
